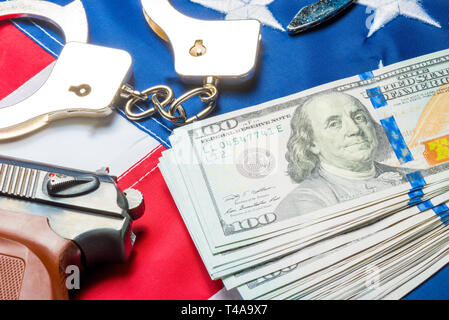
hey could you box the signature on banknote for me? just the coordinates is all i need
[223,187,279,216]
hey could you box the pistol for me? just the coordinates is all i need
[0,155,144,300]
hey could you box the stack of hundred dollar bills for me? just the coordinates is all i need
[159,48,449,300]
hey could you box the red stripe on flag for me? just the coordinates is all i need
[75,146,224,300]
[0,22,55,99]
[116,144,165,189]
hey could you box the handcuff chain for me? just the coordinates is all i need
[121,78,218,126]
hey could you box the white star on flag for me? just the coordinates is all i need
[190,0,284,31]
[358,0,441,37]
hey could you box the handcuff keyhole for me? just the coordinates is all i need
[69,84,92,97]
[189,40,206,57]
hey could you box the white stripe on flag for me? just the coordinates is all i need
[0,62,56,107]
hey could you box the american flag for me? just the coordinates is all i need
[2,0,449,299]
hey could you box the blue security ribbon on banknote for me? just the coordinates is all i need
[359,69,449,223]
[359,72,414,164]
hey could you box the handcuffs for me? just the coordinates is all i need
[0,0,261,140]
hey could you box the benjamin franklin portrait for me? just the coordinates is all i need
[275,91,407,219]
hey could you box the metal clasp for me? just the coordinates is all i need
[122,77,218,126]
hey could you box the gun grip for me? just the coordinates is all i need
[0,209,82,300]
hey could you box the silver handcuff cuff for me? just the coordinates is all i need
[0,0,261,140]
